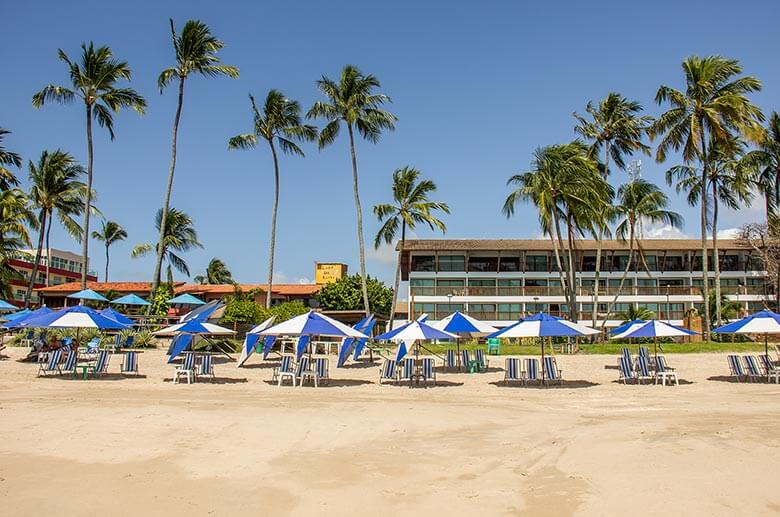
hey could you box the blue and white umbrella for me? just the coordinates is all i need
[1,308,31,323]
[431,311,498,361]
[167,293,206,306]
[610,319,647,335]
[67,289,109,303]
[714,310,780,365]
[110,294,150,306]
[0,300,17,311]
[1,307,50,328]
[154,319,235,363]
[99,307,134,326]
[259,311,367,338]
[611,319,697,366]
[338,315,376,367]
[237,315,276,367]
[18,305,128,330]
[374,320,457,363]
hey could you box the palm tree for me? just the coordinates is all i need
[650,55,763,338]
[307,65,398,316]
[0,128,23,190]
[24,150,89,306]
[603,180,683,326]
[667,139,754,325]
[0,189,37,298]
[91,220,127,282]
[374,166,449,328]
[132,208,203,284]
[228,90,316,307]
[744,112,780,223]
[152,19,239,296]
[194,258,234,285]
[32,42,146,289]
[617,305,656,323]
[574,93,651,326]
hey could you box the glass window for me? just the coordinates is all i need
[411,256,435,272]
[525,255,548,272]
[468,304,495,317]
[436,303,464,313]
[721,255,740,271]
[468,257,498,272]
[499,257,520,272]
[497,279,521,287]
[525,279,548,287]
[497,303,521,320]
[663,256,684,271]
[438,255,465,272]
[436,279,465,287]
[468,279,496,287]
[413,303,435,314]
[410,278,434,295]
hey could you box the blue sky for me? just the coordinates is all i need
[2,0,779,286]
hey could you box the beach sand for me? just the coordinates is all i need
[1,347,779,516]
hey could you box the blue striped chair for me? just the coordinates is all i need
[272,355,294,384]
[543,356,563,386]
[474,349,489,371]
[727,355,746,382]
[460,350,471,372]
[759,355,780,383]
[313,357,329,385]
[398,358,415,386]
[445,349,457,371]
[379,359,397,385]
[91,350,111,377]
[620,347,632,370]
[198,354,215,381]
[295,357,314,387]
[421,358,436,386]
[638,346,652,370]
[121,351,139,375]
[504,358,522,385]
[617,356,636,384]
[37,349,62,377]
[84,337,101,355]
[61,349,79,376]
[174,353,197,384]
[523,358,540,385]
[124,335,135,348]
[655,355,678,386]
[743,355,762,382]
[636,355,653,384]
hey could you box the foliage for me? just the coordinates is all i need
[194,257,234,284]
[318,274,393,316]
[120,328,156,348]
[0,127,22,190]
[149,283,174,316]
[616,305,656,323]
[220,287,264,325]
[132,207,203,282]
[258,300,309,323]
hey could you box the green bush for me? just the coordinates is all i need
[150,284,173,316]
[318,274,393,316]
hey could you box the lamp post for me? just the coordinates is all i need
[447,292,453,318]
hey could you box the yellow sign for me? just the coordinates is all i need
[315,263,348,285]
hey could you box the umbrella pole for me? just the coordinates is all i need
[457,336,461,369]
[766,333,769,383]
[654,336,658,384]
[541,337,545,384]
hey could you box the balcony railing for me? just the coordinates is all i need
[411,310,690,322]
[411,285,774,298]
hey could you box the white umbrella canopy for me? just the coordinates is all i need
[258,311,367,338]
[153,321,235,336]
[611,320,696,340]
[430,311,498,335]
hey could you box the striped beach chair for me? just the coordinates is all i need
[398,358,415,386]
[124,335,135,348]
[638,346,652,370]
[743,355,762,382]
[460,350,471,372]
[655,355,678,386]
[61,349,78,376]
[504,358,522,385]
[543,356,563,386]
[445,349,457,371]
[617,356,636,384]
[620,347,632,369]
[91,350,111,377]
[295,357,316,387]
[420,358,436,386]
[379,359,397,385]
[313,358,329,385]
[636,354,654,384]
[174,352,197,384]
[272,355,294,384]
[759,355,780,384]
[474,349,489,371]
[37,349,62,377]
[523,358,540,386]
[197,354,215,381]
[276,356,301,386]
[727,355,747,382]
[121,351,139,375]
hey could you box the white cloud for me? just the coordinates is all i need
[366,242,399,265]
[643,223,691,239]
[272,271,312,284]
[717,228,740,239]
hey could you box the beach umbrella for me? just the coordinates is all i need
[99,307,134,326]
[17,305,128,330]
[167,293,206,306]
[488,312,600,381]
[351,318,377,362]
[0,308,31,323]
[67,289,109,303]
[181,300,224,322]
[154,319,235,363]
[339,315,376,367]
[237,315,276,367]
[258,311,367,338]
[611,319,698,370]
[431,311,498,359]
[714,310,780,379]
[374,320,458,362]
[610,319,647,335]
[110,294,150,306]
[2,307,53,329]
[0,300,17,311]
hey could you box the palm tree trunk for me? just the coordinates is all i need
[24,211,47,307]
[713,181,722,326]
[45,217,52,287]
[105,243,110,282]
[388,221,405,331]
[347,124,371,316]
[81,104,94,289]
[266,139,280,309]
[700,135,711,340]
[603,222,634,330]
[552,213,570,316]
[592,227,604,328]
[565,210,578,322]
[153,75,185,296]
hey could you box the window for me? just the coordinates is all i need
[497,303,521,320]
[525,279,548,287]
[720,255,740,271]
[658,279,684,287]
[413,303,435,314]
[468,304,495,318]
[438,255,465,272]
[436,303,464,314]
[468,279,495,287]
[436,279,465,287]
[581,256,597,272]
[410,278,434,295]
[499,257,520,272]
[525,255,547,272]
[663,256,684,271]
[436,279,465,296]
[411,255,435,272]
[747,257,764,271]
[526,303,547,313]
[468,256,497,272]
[497,279,521,295]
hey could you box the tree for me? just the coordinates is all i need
[0,128,23,190]
[91,219,127,282]
[737,222,780,308]
[25,150,90,306]
[228,90,316,307]
[616,305,656,323]
[650,55,763,338]
[603,180,682,326]
[0,189,37,298]
[745,112,780,223]
[318,274,393,317]
[374,166,449,328]
[503,142,612,322]
[307,65,397,316]
[194,258,234,284]
[573,93,651,326]
[132,208,203,283]
[33,42,146,289]
[152,19,239,295]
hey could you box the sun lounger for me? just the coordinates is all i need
[743,355,762,382]
[523,358,540,386]
[758,355,780,384]
[296,357,318,387]
[727,355,747,382]
[272,355,294,384]
[460,350,471,372]
[278,356,305,387]
[617,356,637,384]
[198,354,215,381]
[398,358,415,386]
[504,358,522,385]
[379,359,397,385]
[420,358,436,386]
[636,355,654,384]
[37,349,62,377]
[543,356,563,386]
[474,349,489,371]
[313,357,329,385]
[445,349,457,371]
[620,347,632,369]
[638,346,654,370]
[61,349,78,376]
[121,351,139,375]
[174,352,197,384]
[91,350,111,377]
[655,355,678,386]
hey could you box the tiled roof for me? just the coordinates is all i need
[36,281,184,294]
[398,238,746,252]
[178,283,320,296]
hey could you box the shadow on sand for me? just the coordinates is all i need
[489,379,599,389]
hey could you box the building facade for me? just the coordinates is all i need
[8,249,97,306]
[400,239,774,327]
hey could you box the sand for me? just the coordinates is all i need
[1,346,779,516]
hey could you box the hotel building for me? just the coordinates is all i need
[7,249,97,306]
[400,239,774,327]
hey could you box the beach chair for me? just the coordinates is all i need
[295,357,316,387]
[313,358,329,386]
[617,356,637,384]
[460,350,471,371]
[109,334,122,351]
[84,337,101,355]
[398,358,415,386]
[90,350,111,378]
[61,337,74,350]
[743,356,762,382]
[727,355,747,382]
[37,349,62,377]
[487,338,501,355]
[620,347,632,369]
[379,359,397,385]
[474,349,489,371]
[197,354,215,382]
[121,351,139,375]
[638,346,653,370]
[273,355,295,385]
[61,349,78,376]
[21,330,35,348]
[655,356,678,386]
[523,358,540,386]
[504,358,522,385]
[445,349,457,371]
[543,356,563,386]
[420,358,436,386]
[759,355,780,384]
[636,355,654,385]
[174,352,197,384]
[124,335,135,348]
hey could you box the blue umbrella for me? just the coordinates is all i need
[0,300,17,311]
[610,319,647,335]
[2,307,53,328]
[167,293,206,306]
[611,319,697,371]
[337,315,375,367]
[99,307,134,326]
[714,310,780,371]
[295,335,311,360]
[110,294,150,306]
[374,320,458,363]
[1,308,31,323]
[351,319,377,362]
[67,289,109,302]
[18,305,128,330]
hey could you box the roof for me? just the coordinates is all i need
[398,238,748,252]
[37,281,321,297]
[36,281,183,294]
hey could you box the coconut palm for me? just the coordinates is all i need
[24,150,90,306]
[603,180,683,326]
[152,19,239,296]
[194,258,234,285]
[32,43,145,289]
[91,220,127,282]
[374,166,449,328]
[228,90,316,307]
[0,128,23,190]
[649,55,763,337]
[307,65,397,316]
[0,189,37,298]
[744,112,780,223]
[617,305,656,324]
[132,208,203,284]
[666,139,754,324]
